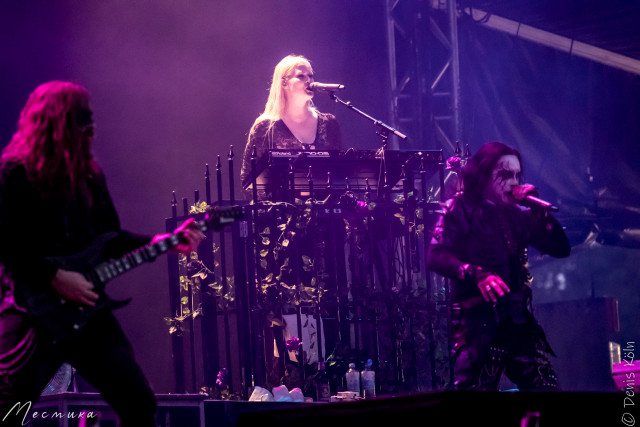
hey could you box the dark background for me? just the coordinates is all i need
[1,0,638,393]
[456,1,640,375]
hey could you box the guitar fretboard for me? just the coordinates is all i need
[87,206,242,285]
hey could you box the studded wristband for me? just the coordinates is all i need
[457,264,480,281]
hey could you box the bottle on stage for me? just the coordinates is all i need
[314,361,331,402]
[345,362,361,396]
[361,359,375,399]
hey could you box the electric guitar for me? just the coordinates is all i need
[14,205,244,341]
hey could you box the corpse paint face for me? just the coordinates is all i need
[484,154,521,205]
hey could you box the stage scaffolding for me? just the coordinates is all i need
[385,0,462,152]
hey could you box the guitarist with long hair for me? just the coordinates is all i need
[0,81,204,426]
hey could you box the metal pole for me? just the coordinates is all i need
[167,192,185,393]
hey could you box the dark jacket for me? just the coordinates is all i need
[0,162,150,304]
[427,194,570,304]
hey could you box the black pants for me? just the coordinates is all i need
[0,307,156,426]
[451,304,558,391]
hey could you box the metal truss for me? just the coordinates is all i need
[385,0,461,152]
[463,6,640,77]
[385,0,464,391]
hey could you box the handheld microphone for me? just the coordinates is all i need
[308,82,345,92]
[520,195,559,212]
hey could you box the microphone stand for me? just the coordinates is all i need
[327,92,407,197]
[326,92,408,385]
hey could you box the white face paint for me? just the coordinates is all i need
[483,154,521,206]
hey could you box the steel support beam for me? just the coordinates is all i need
[386,0,461,151]
[461,7,640,76]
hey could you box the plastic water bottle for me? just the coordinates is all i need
[345,363,361,396]
[361,359,375,399]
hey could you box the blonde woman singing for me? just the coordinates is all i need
[240,55,342,189]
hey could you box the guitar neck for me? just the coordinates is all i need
[88,206,242,285]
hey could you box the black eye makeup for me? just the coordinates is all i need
[496,169,521,181]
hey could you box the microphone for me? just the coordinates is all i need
[519,195,559,212]
[308,82,345,92]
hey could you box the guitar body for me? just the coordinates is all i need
[11,205,244,341]
[14,232,129,341]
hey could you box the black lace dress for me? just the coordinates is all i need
[240,112,341,190]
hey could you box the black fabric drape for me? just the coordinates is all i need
[457,15,640,247]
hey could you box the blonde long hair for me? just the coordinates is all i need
[249,55,317,136]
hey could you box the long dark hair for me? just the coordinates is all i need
[1,81,100,199]
[461,142,522,205]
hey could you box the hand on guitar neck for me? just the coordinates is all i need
[50,217,206,307]
[150,217,206,254]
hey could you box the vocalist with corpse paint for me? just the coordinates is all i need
[427,142,570,391]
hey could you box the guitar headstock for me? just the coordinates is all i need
[204,205,244,231]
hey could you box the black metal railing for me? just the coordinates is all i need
[165,146,452,398]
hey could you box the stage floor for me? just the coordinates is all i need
[25,390,628,427]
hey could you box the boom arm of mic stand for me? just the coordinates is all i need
[328,93,408,141]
